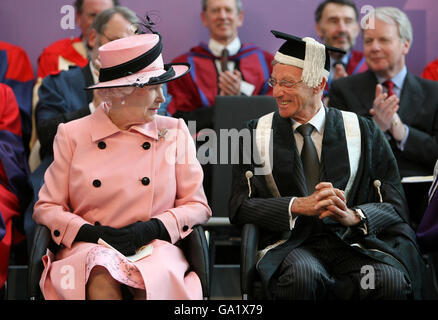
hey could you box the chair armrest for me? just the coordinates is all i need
[240,223,259,299]
[178,225,210,298]
[27,224,52,300]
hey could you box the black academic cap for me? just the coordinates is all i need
[272,30,346,72]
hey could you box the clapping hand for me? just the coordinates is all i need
[369,84,399,132]
[219,70,242,96]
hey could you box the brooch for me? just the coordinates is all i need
[158,128,168,141]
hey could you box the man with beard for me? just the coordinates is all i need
[314,0,367,100]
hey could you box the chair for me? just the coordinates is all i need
[240,223,267,300]
[28,224,210,300]
[210,96,277,218]
[208,96,277,298]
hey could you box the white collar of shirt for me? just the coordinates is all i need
[208,37,241,57]
[88,61,99,113]
[375,66,407,98]
[89,61,99,84]
[291,102,326,160]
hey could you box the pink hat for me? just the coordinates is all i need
[86,33,190,90]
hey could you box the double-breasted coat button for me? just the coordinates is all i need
[141,177,150,186]
[54,230,61,237]
[98,141,106,149]
[182,225,189,232]
[142,142,151,150]
[93,179,101,188]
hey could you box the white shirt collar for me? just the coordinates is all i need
[208,37,241,57]
[375,66,407,90]
[291,102,326,134]
[89,61,98,85]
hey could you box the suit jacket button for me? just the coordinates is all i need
[142,142,151,150]
[182,225,189,232]
[93,179,101,188]
[141,177,150,185]
[54,230,60,237]
[98,141,106,149]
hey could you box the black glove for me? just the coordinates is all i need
[75,224,137,256]
[120,218,170,250]
[75,219,170,256]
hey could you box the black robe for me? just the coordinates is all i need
[229,107,425,299]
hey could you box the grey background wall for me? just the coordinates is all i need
[0,0,436,77]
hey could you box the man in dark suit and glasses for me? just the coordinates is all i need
[229,30,425,299]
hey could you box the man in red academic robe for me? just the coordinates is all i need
[0,84,32,290]
[0,41,34,155]
[166,0,274,131]
[314,0,368,100]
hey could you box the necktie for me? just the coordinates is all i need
[297,124,320,194]
[383,80,395,97]
[220,48,229,72]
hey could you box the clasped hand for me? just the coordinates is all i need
[292,182,360,227]
[76,221,157,256]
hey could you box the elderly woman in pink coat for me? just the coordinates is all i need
[33,31,212,300]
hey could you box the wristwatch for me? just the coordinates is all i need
[353,208,368,234]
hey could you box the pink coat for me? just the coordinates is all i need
[33,105,212,299]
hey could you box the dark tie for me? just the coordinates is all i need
[383,80,395,97]
[297,124,320,194]
[220,48,229,72]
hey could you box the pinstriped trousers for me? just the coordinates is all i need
[269,233,412,300]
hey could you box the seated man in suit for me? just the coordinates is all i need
[328,7,438,225]
[229,30,424,299]
[314,0,367,100]
[328,7,438,179]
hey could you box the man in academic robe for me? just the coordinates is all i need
[0,41,34,155]
[314,0,368,100]
[36,0,119,81]
[166,0,273,131]
[0,84,32,289]
[229,30,425,299]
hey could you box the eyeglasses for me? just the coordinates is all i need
[267,78,303,88]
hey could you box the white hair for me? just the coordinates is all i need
[363,7,413,49]
[96,87,136,104]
